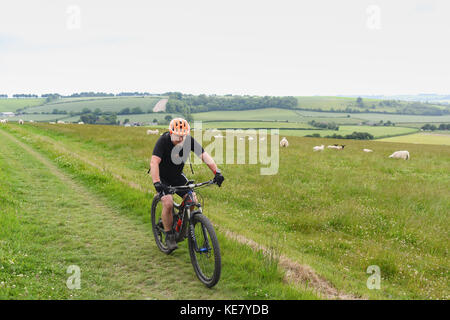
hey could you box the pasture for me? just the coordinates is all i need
[379,133,450,146]
[25,96,163,114]
[192,108,450,125]
[0,98,44,113]
[1,122,448,300]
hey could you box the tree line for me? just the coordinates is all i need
[421,123,450,131]
[305,132,374,140]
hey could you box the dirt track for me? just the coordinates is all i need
[153,99,168,112]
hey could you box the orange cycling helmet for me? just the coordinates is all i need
[169,118,190,136]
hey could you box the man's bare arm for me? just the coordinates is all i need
[200,151,218,174]
[150,155,162,183]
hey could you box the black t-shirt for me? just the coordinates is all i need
[152,132,204,182]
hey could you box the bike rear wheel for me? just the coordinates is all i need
[188,213,221,288]
[151,196,176,255]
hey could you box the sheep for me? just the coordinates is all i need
[49,122,56,124]
[18,119,24,125]
[146,129,159,135]
[363,148,373,152]
[0,119,6,124]
[57,120,65,124]
[389,151,410,160]
[280,137,289,147]
[327,144,345,150]
[313,145,324,151]
[78,121,84,125]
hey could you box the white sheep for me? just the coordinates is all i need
[313,145,324,151]
[78,121,84,125]
[280,137,289,147]
[389,150,410,160]
[18,119,24,125]
[57,120,65,124]
[147,129,159,135]
[0,119,6,124]
[327,144,345,150]
[29,120,34,123]
[363,149,373,152]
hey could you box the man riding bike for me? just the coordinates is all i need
[150,118,224,250]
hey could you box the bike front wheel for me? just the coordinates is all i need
[188,213,221,288]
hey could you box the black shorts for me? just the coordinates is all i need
[160,173,190,198]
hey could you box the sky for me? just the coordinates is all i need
[0,0,449,96]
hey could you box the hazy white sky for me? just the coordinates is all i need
[0,0,449,96]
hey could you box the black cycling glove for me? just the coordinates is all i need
[154,181,168,194]
[213,169,225,187]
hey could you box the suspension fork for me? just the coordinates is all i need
[189,210,211,253]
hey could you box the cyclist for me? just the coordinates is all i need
[150,117,224,250]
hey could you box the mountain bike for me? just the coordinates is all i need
[151,179,221,288]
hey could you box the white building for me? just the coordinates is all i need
[0,112,15,117]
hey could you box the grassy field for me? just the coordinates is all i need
[295,96,449,113]
[189,125,417,139]
[193,108,450,125]
[218,125,417,139]
[202,121,314,129]
[378,132,450,146]
[1,114,69,122]
[193,108,307,122]
[1,123,449,300]
[295,96,389,111]
[24,96,162,114]
[0,99,44,113]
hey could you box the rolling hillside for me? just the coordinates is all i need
[1,122,448,299]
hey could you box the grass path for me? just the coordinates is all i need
[0,129,239,299]
[0,125,359,299]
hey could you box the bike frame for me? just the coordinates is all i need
[169,180,215,252]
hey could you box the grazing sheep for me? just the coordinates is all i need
[363,148,373,152]
[57,120,65,124]
[1,119,6,124]
[29,120,34,123]
[78,121,84,125]
[389,150,410,160]
[146,129,159,135]
[280,137,289,147]
[327,144,345,150]
[18,119,24,125]
[313,145,324,151]
[49,121,56,124]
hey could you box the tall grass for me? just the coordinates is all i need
[3,123,449,299]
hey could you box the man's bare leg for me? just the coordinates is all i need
[161,194,174,232]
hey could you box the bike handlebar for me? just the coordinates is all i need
[166,179,216,194]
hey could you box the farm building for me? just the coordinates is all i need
[0,112,15,117]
